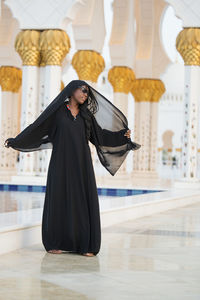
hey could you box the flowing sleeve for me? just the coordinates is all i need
[89,114,130,147]
[89,116,141,176]
[89,113,128,147]
[4,110,57,152]
[88,114,141,176]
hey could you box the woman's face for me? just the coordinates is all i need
[72,85,89,104]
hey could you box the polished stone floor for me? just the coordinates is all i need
[0,202,200,300]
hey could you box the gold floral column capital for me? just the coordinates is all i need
[131,79,165,102]
[72,50,105,83]
[0,66,22,92]
[39,29,71,66]
[108,66,135,94]
[60,80,64,91]
[176,28,200,65]
[15,30,41,66]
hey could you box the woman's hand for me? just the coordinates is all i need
[4,139,10,148]
[124,129,131,139]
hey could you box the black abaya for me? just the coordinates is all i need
[42,103,101,255]
[5,79,142,255]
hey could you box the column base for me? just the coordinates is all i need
[174,178,200,189]
[96,170,172,190]
[131,170,159,179]
[10,175,47,185]
[106,170,160,181]
[0,170,17,181]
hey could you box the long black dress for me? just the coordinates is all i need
[42,102,101,255]
[5,80,141,256]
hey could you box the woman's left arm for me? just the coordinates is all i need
[98,127,131,147]
[89,115,131,147]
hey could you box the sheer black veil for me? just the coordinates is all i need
[5,80,141,176]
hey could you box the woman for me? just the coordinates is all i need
[4,80,141,257]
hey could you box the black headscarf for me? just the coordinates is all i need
[4,79,141,176]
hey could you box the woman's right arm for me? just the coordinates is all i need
[4,110,57,150]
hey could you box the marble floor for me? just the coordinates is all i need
[0,202,200,299]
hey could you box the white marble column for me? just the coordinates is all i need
[0,66,22,179]
[131,79,165,178]
[150,82,166,172]
[71,0,106,176]
[34,64,46,176]
[108,66,135,175]
[176,28,200,186]
[72,50,105,176]
[14,30,41,177]
[107,0,136,177]
[180,66,200,179]
[35,29,71,176]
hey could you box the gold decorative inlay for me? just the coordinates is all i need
[60,80,64,91]
[39,29,71,66]
[72,50,105,82]
[108,66,135,94]
[0,66,22,92]
[176,28,200,65]
[131,79,165,102]
[15,30,41,66]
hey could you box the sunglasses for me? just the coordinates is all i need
[79,86,89,95]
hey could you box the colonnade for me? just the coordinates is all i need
[1,25,200,185]
[0,27,166,180]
